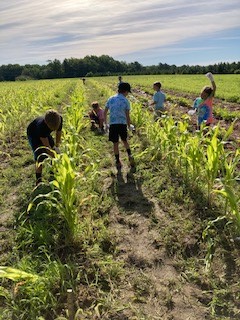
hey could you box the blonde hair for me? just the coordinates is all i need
[45,110,61,131]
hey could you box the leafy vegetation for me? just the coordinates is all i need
[0,76,239,319]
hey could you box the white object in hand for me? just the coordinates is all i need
[129,124,135,131]
[188,109,196,116]
[205,72,214,82]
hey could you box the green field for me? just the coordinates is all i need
[98,74,240,103]
[0,77,239,319]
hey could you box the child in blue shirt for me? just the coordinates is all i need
[104,82,135,169]
[150,81,166,119]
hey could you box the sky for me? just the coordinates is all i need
[1,0,240,66]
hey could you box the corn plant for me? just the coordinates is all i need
[213,149,240,232]
[0,266,39,282]
[51,153,78,241]
[201,126,224,203]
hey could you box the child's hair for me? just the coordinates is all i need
[45,110,61,131]
[118,82,131,93]
[201,86,213,96]
[153,81,162,89]
[91,101,99,109]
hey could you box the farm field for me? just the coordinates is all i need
[99,74,240,102]
[0,75,239,319]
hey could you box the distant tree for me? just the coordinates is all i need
[0,57,239,81]
[21,64,43,79]
[0,64,23,81]
[45,59,63,78]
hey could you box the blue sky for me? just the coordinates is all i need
[1,0,240,66]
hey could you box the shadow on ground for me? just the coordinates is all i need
[110,167,154,216]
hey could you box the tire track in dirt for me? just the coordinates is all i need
[104,164,208,320]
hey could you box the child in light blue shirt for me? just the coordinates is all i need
[150,81,166,119]
[104,82,135,169]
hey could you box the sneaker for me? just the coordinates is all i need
[116,161,122,170]
[129,155,135,167]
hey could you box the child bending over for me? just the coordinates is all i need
[27,109,62,185]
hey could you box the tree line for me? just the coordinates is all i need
[0,55,240,81]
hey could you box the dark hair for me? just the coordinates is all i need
[45,110,61,131]
[91,101,99,109]
[203,86,213,95]
[154,81,161,89]
[118,82,131,93]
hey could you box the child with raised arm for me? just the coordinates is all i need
[104,82,135,170]
[191,72,216,128]
[150,81,166,119]
[27,109,63,185]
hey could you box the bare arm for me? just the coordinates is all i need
[211,80,216,97]
[40,137,52,148]
[56,130,62,147]
[206,72,216,97]
[104,108,108,124]
[40,137,54,157]
[126,110,131,127]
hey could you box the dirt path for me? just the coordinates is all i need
[103,163,208,320]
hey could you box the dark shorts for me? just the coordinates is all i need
[109,124,127,143]
[28,135,54,162]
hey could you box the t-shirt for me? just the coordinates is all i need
[153,90,166,110]
[193,97,213,125]
[27,116,63,146]
[97,108,104,120]
[89,108,104,121]
[105,93,130,125]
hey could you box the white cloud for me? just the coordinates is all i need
[0,0,240,64]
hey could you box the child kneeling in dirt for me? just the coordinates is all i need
[89,101,105,133]
[27,109,62,185]
[190,72,216,129]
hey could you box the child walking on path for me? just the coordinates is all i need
[27,109,63,185]
[191,72,217,128]
[150,81,166,119]
[104,82,135,170]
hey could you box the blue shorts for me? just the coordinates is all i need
[28,135,54,162]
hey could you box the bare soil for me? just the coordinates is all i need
[101,164,209,320]
[97,87,240,319]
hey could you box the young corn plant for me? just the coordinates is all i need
[51,153,79,242]
[180,135,204,184]
[202,126,224,204]
[214,149,240,233]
